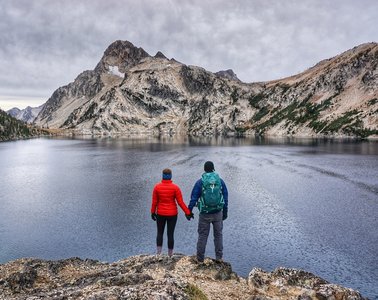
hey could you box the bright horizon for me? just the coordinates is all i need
[0,95,46,111]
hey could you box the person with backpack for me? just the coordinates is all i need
[151,168,193,257]
[188,161,228,263]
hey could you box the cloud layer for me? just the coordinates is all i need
[1,0,377,109]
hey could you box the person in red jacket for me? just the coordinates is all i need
[151,168,193,256]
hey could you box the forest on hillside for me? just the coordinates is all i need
[0,109,47,141]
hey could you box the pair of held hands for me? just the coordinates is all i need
[150,213,193,221]
[151,210,228,221]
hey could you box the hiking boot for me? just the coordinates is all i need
[155,254,163,261]
[196,257,204,264]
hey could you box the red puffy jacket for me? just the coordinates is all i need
[151,179,190,216]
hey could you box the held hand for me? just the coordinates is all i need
[186,212,194,221]
[151,213,157,221]
[222,209,228,221]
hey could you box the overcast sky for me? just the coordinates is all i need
[0,0,377,110]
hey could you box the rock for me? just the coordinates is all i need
[154,51,168,59]
[248,267,366,300]
[6,265,37,292]
[215,69,241,81]
[94,40,150,73]
[0,255,368,300]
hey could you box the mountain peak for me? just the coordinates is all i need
[7,107,21,114]
[95,40,150,73]
[154,51,168,59]
[351,42,377,51]
[215,69,240,81]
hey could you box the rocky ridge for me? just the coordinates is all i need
[0,255,367,300]
[214,69,241,81]
[34,40,378,138]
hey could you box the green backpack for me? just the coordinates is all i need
[198,172,224,214]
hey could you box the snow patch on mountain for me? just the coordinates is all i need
[108,66,124,78]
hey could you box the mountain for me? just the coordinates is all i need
[34,40,378,138]
[0,255,367,299]
[6,107,21,117]
[0,108,46,141]
[7,105,44,123]
[215,69,240,81]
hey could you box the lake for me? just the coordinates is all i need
[0,137,377,299]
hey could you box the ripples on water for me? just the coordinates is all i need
[0,137,377,299]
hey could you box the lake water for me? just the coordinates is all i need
[0,137,377,299]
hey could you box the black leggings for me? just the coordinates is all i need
[156,215,178,249]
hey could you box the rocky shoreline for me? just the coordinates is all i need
[0,254,367,300]
[0,133,49,143]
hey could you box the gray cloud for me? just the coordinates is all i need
[0,0,377,109]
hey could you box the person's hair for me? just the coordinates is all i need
[163,168,172,174]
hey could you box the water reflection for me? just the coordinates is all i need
[50,136,378,155]
[48,135,378,155]
[188,136,378,154]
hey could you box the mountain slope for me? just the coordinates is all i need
[249,43,378,137]
[34,41,378,138]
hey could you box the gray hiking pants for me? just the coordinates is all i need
[197,211,223,261]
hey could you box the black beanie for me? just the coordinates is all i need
[204,161,215,173]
